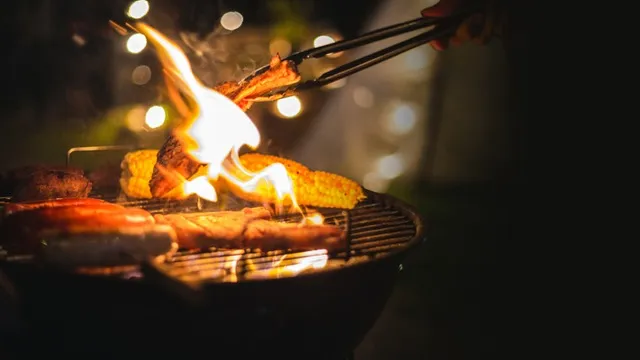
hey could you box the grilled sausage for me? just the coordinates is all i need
[36,224,178,267]
[3,198,107,216]
[0,204,155,254]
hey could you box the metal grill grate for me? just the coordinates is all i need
[1,191,420,283]
[109,191,418,283]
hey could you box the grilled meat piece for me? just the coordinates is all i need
[154,207,345,252]
[88,163,122,190]
[149,54,301,198]
[244,220,346,252]
[1,165,83,196]
[228,55,301,106]
[149,134,203,198]
[9,167,92,202]
[153,207,271,249]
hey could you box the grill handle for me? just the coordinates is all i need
[66,145,136,167]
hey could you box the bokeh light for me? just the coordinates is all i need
[275,96,303,118]
[145,105,166,129]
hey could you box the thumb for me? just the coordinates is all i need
[421,0,461,17]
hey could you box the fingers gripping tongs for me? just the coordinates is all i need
[246,7,481,102]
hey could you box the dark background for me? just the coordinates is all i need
[0,1,507,359]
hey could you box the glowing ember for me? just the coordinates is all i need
[176,249,330,282]
[135,23,302,214]
[244,249,329,280]
[304,212,325,225]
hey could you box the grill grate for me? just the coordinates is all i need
[1,191,419,283]
[110,191,418,283]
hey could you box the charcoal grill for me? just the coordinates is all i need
[0,189,425,360]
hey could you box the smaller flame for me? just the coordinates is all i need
[245,249,329,280]
[281,249,328,273]
[304,212,325,225]
[178,249,329,282]
[183,176,217,202]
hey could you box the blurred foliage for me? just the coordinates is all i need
[0,103,179,171]
[267,0,313,45]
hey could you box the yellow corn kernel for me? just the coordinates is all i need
[119,176,153,199]
[229,153,366,209]
[120,149,213,199]
[121,149,158,179]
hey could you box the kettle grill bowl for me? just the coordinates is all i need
[0,192,425,360]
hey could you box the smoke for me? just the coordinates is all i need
[176,26,271,89]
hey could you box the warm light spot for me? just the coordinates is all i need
[285,250,328,272]
[127,0,150,20]
[305,212,325,225]
[220,11,243,31]
[71,34,86,47]
[126,33,147,54]
[353,86,374,108]
[269,38,292,57]
[275,96,302,118]
[183,176,217,202]
[405,48,429,70]
[363,172,390,193]
[145,105,166,129]
[323,78,347,90]
[313,35,335,48]
[375,154,405,180]
[125,106,147,132]
[387,103,417,135]
[313,34,343,58]
[131,65,152,85]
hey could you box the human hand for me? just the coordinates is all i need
[421,0,495,51]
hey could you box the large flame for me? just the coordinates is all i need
[136,23,300,212]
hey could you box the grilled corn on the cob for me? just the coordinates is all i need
[120,151,366,209]
[229,153,366,209]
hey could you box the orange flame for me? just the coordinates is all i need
[244,249,329,280]
[136,23,300,213]
[304,212,325,225]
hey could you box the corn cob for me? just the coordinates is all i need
[121,151,366,209]
[120,150,209,199]
[229,153,366,209]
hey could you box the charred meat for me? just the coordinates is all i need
[4,166,93,202]
[149,134,203,198]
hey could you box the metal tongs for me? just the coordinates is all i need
[247,8,481,102]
